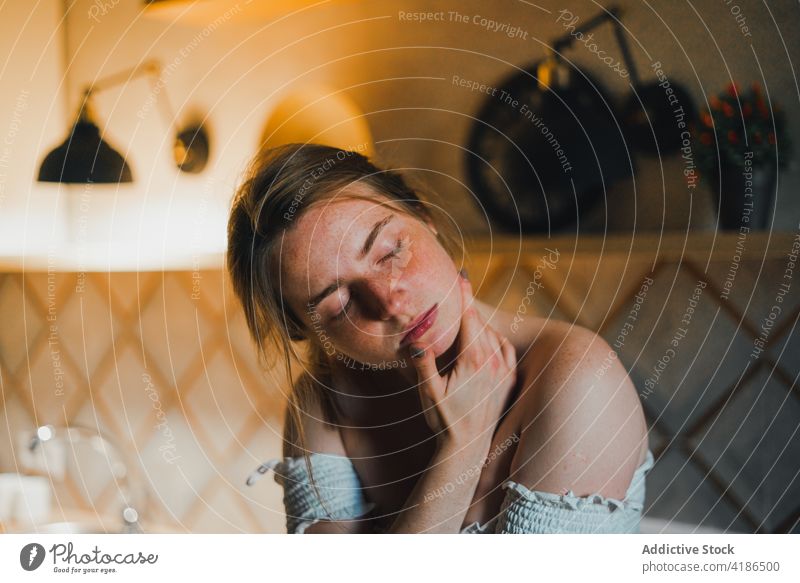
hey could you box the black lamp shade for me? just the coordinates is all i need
[37,120,133,183]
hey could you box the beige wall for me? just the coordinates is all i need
[3,0,796,264]
[0,0,69,249]
[2,1,799,534]
[57,0,800,241]
[1,233,798,532]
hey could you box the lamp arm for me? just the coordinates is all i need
[81,59,179,140]
[143,71,181,138]
[85,59,161,95]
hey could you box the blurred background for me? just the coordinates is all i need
[0,0,798,534]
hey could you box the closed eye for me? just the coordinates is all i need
[333,295,353,322]
[379,238,405,264]
[332,236,406,322]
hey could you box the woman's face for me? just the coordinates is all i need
[279,191,462,367]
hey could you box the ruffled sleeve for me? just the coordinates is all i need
[246,453,375,534]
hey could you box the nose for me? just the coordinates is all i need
[360,276,405,321]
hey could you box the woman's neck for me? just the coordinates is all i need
[325,332,461,425]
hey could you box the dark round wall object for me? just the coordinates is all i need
[621,82,698,156]
[465,62,633,234]
[174,123,210,174]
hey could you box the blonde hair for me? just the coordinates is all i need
[227,143,462,527]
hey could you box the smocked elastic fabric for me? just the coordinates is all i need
[462,449,655,534]
[246,453,375,534]
[247,449,654,534]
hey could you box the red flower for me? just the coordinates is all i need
[768,132,776,145]
[742,103,753,118]
[751,81,762,95]
[710,95,722,110]
[726,82,740,97]
[754,132,763,144]
[722,102,735,118]
[700,132,713,145]
[701,112,714,127]
[728,130,739,144]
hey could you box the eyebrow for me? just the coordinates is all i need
[306,213,395,310]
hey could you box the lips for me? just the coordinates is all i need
[400,304,438,347]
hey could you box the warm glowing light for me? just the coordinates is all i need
[260,84,374,157]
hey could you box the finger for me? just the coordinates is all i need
[500,336,517,366]
[500,337,517,370]
[408,343,444,401]
[483,323,503,359]
[469,305,501,366]
[418,390,443,434]
[473,326,500,374]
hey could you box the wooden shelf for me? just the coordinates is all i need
[464,230,797,261]
[0,230,795,272]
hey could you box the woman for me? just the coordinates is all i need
[228,143,652,534]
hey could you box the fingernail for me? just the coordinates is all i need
[410,346,425,359]
[459,268,469,281]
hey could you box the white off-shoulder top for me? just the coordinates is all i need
[247,449,655,534]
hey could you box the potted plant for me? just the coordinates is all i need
[693,82,792,230]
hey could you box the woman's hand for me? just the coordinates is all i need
[409,273,517,450]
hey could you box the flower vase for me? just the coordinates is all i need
[710,163,777,230]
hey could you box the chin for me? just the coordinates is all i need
[428,306,460,357]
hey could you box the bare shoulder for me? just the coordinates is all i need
[282,372,348,458]
[517,319,610,375]
[509,320,649,499]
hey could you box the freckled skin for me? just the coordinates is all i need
[280,193,463,369]
[278,189,649,522]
